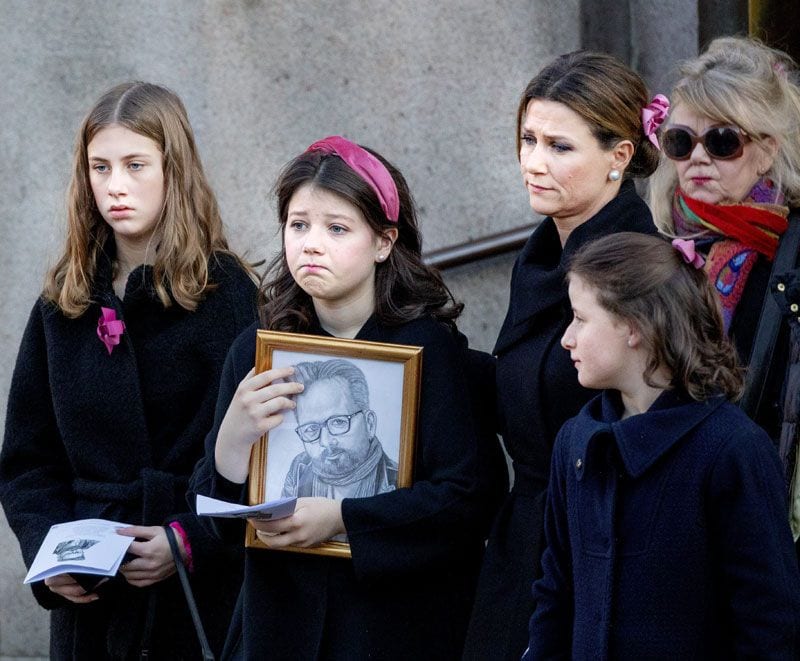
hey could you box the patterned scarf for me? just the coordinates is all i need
[672,179,789,331]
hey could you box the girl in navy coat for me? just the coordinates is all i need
[524,232,800,659]
[0,82,257,659]
[189,137,496,660]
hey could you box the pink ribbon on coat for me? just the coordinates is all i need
[97,307,125,355]
[671,238,705,269]
[641,94,670,150]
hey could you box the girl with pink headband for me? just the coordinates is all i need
[190,136,499,659]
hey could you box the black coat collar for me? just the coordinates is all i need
[92,237,169,308]
[494,181,655,355]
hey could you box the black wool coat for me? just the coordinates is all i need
[0,250,257,660]
[463,180,657,661]
[189,314,500,661]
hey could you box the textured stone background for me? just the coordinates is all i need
[0,0,696,656]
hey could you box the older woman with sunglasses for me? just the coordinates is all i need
[649,37,800,535]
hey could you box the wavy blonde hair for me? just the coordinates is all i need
[650,37,800,233]
[44,81,247,316]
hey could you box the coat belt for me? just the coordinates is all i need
[73,468,187,523]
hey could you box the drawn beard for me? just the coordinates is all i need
[312,446,365,478]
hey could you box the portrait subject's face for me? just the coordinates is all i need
[295,378,374,478]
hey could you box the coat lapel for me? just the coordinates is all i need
[574,390,726,480]
[493,181,656,355]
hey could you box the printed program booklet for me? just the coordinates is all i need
[24,519,134,584]
[196,494,296,521]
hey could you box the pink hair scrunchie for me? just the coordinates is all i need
[642,94,670,150]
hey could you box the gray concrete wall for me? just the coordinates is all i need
[0,0,696,656]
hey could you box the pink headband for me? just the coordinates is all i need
[641,94,670,150]
[672,238,705,269]
[305,136,400,223]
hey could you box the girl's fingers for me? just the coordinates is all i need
[115,525,158,539]
[256,395,298,418]
[243,366,298,392]
[255,529,296,548]
[245,383,304,409]
[45,576,100,602]
[249,516,292,534]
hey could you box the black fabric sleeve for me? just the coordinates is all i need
[342,321,493,580]
[162,267,257,569]
[707,427,800,658]
[187,326,256,544]
[0,301,74,609]
[525,421,575,660]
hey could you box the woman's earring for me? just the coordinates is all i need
[377,254,385,262]
[609,169,621,182]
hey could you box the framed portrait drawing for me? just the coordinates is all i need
[246,330,422,558]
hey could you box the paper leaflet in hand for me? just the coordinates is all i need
[23,519,134,584]
[195,494,296,521]
[195,494,297,521]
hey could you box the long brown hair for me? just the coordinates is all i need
[260,146,462,331]
[568,232,744,401]
[43,81,249,316]
[517,50,660,179]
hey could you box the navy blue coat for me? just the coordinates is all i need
[0,249,257,659]
[464,180,657,660]
[189,314,499,660]
[525,389,800,660]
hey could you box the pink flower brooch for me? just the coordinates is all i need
[97,307,125,355]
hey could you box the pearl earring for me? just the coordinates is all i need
[609,169,621,182]
[377,254,385,262]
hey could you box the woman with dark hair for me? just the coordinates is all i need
[465,51,663,660]
[189,136,495,659]
[0,82,257,658]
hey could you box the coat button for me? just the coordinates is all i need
[575,458,583,469]
[792,303,799,312]
[777,282,786,292]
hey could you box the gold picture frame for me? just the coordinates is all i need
[245,330,422,558]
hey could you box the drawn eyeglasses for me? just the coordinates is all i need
[295,410,365,443]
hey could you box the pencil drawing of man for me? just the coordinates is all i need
[282,359,398,499]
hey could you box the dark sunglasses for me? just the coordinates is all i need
[662,126,750,161]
